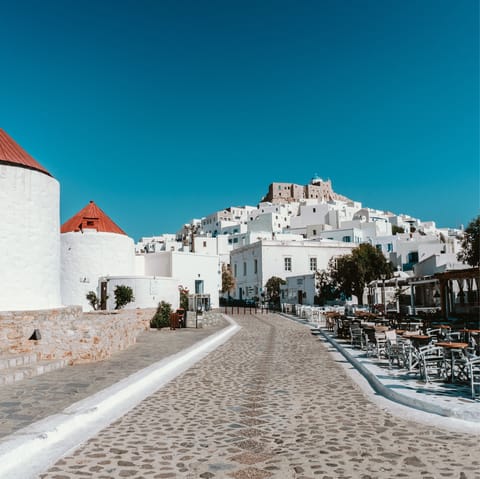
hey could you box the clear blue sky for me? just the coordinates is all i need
[0,0,478,241]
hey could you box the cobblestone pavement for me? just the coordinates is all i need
[41,314,479,479]
[0,321,227,438]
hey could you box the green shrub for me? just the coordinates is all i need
[150,301,172,328]
[114,285,134,309]
[86,291,99,310]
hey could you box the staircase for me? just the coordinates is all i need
[0,352,69,385]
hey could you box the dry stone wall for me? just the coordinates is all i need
[0,306,155,365]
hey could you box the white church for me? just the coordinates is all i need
[0,129,220,313]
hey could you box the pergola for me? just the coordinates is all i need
[434,267,479,321]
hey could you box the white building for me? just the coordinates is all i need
[282,273,317,305]
[60,201,135,311]
[230,239,355,301]
[413,252,465,277]
[135,250,221,308]
[388,233,460,272]
[0,129,62,311]
[136,234,182,253]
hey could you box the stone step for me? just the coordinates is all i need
[0,358,69,385]
[0,352,39,370]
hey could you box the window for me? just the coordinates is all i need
[310,257,317,271]
[203,241,207,247]
[195,280,204,294]
[243,262,247,276]
[284,257,292,271]
[234,264,237,277]
[313,208,316,213]
[342,236,351,243]
[376,244,382,252]
[312,229,317,236]
[254,259,258,274]
[387,243,393,252]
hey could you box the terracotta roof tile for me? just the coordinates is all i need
[0,129,51,176]
[61,201,127,236]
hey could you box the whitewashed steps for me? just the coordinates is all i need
[0,353,68,385]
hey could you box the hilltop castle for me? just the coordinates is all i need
[261,176,350,204]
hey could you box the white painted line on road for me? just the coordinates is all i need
[0,315,240,479]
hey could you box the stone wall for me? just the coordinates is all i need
[0,306,155,364]
[185,310,225,328]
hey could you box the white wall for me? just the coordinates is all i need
[103,276,179,310]
[0,165,61,310]
[170,252,220,308]
[142,252,172,276]
[318,227,364,244]
[140,251,220,308]
[283,273,317,305]
[290,203,330,229]
[61,231,135,311]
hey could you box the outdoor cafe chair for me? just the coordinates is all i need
[385,330,406,368]
[466,356,480,400]
[418,345,446,383]
[364,328,388,359]
[349,324,364,349]
[436,342,472,384]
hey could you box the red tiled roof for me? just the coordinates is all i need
[0,129,52,176]
[61,201,127,236]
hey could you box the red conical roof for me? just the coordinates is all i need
[0,129,52,176]
[61,201,127,235]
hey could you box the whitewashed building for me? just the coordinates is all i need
[60,201,135,311]
[282,273,317,305]
[134,250,221,308]
[230,239,355,301]
[0,129,62,311]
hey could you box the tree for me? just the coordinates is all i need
[457,215,480,267]
[114,285,135,309]
[86,291,99,310]
[221,263,236,296]
[315,270,340,306]
[265,276,286,306]
[328,243,393,305]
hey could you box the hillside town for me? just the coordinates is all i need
[0,128,477,323]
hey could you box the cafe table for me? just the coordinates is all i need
[406,334,432,348]
[435,342,469,383]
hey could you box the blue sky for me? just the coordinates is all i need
[0,0,478,240]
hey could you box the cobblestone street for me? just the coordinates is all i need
[41,314,479,479]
